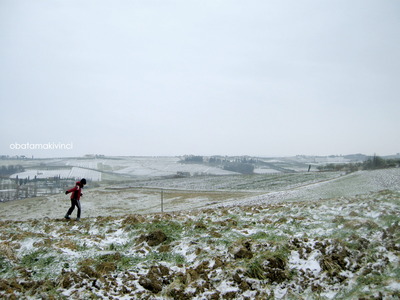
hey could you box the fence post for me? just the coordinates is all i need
[161,189,164,213]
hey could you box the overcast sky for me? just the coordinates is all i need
[1,0,399,158]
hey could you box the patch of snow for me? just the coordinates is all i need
[99,228,129,248]
[386,252,399,263]
[216,280,239,294]
[17,238,37,254]
[321,290,339,299]
[388,280,400,291]
[274,285,288,299]
[59,247,79,257]
[364,211,381,218]
[289,250,321,275]
[185,286,197,294]
[174,240,197,263]
[88,227,100,235]
[231,228,259,236]
[242,290,258,298]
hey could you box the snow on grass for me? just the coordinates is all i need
[10,169,71,179]
[10,166,101,181]
[289,249,321,274]
[1,169,400,299]
[110,156,236,177]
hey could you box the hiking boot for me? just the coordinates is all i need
[76,218,80,221]
[64,215,71,220]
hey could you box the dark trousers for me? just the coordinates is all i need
[66,199,81,218]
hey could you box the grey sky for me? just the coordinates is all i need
[1,0,399,158]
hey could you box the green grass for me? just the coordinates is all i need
[1,188,399,299]
[0,255,12,275]
[21,249,54,267]
[146,251,186,265]
[336,267,400,299]
[250,231,269,240]
[246,258,267,280]
[82,250,187,272]
[20,248,59,279]
[130,220,184,241]
[379,214,400,228]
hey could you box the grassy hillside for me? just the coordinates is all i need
[1,189,399,299]
[0,171,343,221]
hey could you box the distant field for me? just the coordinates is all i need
[3,155,323,184]
[9,167,102,181]
[128,172,341,192]
[1,168,399,221]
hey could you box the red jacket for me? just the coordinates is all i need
[67,181,84,200]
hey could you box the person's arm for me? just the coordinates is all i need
[66,186,78,194]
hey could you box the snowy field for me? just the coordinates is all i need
[8,156,244,184]
[1,168,399,221]
[0,186,399,299]
[9,167,102,182]
[1,159,399,299]
[111,157,238,177]
[6,155,355,185]
[53,156,240,177]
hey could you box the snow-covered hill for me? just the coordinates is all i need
[0,168,399,299]
[0,189,399,299]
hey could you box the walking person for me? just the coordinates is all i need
[65,178,86,221]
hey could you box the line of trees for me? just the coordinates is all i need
[182,155,204,163]
[317,155,400,172]
[223,162,255,174]
[0,165,24,177]
[182,155,256,174]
